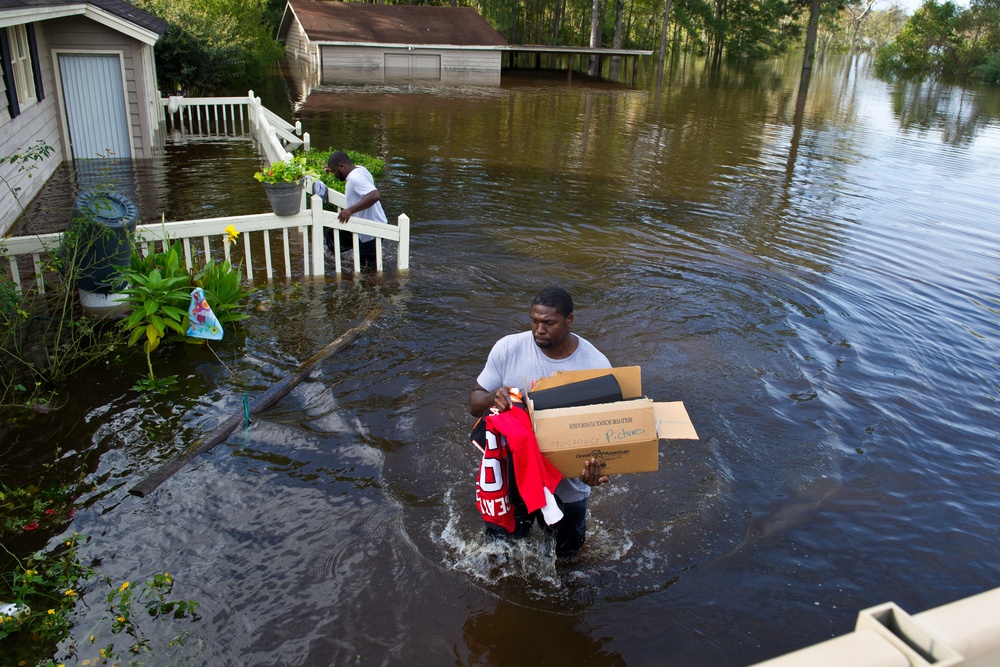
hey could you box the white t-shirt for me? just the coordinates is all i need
[476,330,611,503]
[345,166,387,243]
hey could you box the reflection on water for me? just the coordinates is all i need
[889,77,1000,145]
[3,53,1000,666]
[10,140,269,237]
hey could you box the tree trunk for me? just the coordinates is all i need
[610,0,625,81]
[711,0,727,71]
[848,0,876,60]
[789,0,822,178]
[802,0,821,72]
[510,0,519,43]
[552,0,563,44]
[656,0,674,86]
[588,0,601,75]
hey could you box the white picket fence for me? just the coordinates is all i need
[1,94,410,294]
[162,91,311,164]
[0,190,410,294]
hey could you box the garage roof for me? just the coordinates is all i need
[283,0,507,47]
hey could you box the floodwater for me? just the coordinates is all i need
[3,52,1000,665]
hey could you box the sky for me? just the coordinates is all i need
[880,0,970,14]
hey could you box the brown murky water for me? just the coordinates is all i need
[3,53,1000,665]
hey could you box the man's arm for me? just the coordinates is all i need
[339,190,380,223]
[470,387,611,485]
[468,384,513,416]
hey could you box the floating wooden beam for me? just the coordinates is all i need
[129,305,383,498]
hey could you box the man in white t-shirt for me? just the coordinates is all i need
[325,151,387,269]
[469,286,611,558]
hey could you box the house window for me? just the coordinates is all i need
[1,23,44,119]
[7,25,37,106]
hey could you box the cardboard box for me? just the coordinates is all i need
[527,366,699,476]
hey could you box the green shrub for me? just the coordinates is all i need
[117,237,253,382]
[195,259,252,326]
[976,50,1000,84]
[0,196,126,407]
[298,148,385,195]
[118,240,193,379]
[1,530,200,665]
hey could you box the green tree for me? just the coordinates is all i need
[875,0,1000,81]
[875,0,962,75]
[858,4,909,52]
[135,0,285,95]
[724,0,801,58]
[954,0,1000,76]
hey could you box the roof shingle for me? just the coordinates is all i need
[288,0,507,47]
[0,0,168,34]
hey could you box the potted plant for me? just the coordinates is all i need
[254,157,312,216]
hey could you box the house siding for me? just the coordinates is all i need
[320,46,500,85]
[45,15,157,161]
[440,50,501,84]
[285,16,312,66]
[0,23,63,236]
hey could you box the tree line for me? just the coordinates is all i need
[129,0,1000,93]
[875,0,1000,84]
[132,0,286,96]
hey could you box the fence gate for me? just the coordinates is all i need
[57,53,132,160]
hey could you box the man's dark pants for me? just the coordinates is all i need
[483,456,587,559]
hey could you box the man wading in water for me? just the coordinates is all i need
[323,151,387,269]
[469,286,610,558]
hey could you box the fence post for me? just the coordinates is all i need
[311,194,325,277]
[397,213,410,272]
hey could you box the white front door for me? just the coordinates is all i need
[58,53,132,160]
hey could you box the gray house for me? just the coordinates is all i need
[0,0,166,235]
[277,0,508,85]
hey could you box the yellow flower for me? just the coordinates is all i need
[47,609,55,615]
[100,648,107,658]
[225,224,240,245]
[119,581,130,592]
[117,615,125,622]
[90,635,95,643]
[64,589,77,597]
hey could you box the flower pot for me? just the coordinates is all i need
[262,180,304,216]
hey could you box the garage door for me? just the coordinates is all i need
[385,54,441,81]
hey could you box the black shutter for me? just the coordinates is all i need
[0,28,20,119]
[26,24,43,103]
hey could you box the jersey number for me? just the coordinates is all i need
[478,432,504,493]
